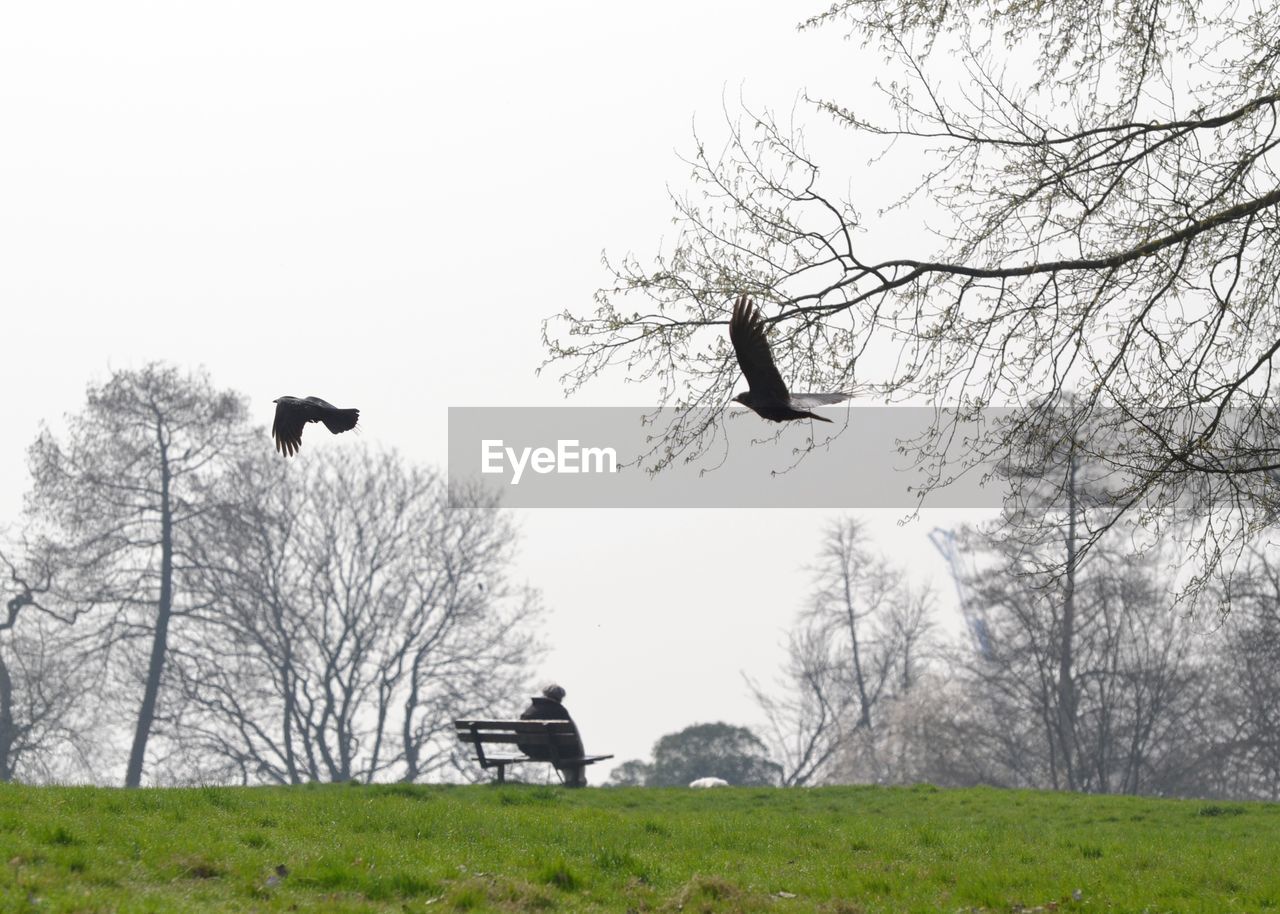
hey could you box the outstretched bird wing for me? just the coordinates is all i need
[272,398,310,457]
[790,392,852,408]
[729,296,789,400]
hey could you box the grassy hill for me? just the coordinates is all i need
[0,781,1275,913]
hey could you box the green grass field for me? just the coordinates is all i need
[0,781,1275,913]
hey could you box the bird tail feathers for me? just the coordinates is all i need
[322,408,360,435]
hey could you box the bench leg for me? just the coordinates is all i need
[562,765,586,788]
[496,764,506,784]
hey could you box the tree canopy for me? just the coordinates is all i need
[608,722,782,787]
[546,0,1280,599]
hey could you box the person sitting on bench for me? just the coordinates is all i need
[519,683,587,786]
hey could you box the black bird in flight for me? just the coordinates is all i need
[271,396,360,457]
[729,296,851,423]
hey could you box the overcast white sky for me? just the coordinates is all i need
[0,2,994,780]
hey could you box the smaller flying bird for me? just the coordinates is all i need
[729,295,851,423]
[271,396,360,457]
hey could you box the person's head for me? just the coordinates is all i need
[541,683,566,702]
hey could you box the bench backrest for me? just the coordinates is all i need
[454,718,580,750]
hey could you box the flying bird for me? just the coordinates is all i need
[728,296,850,423]
[271,396,360,457]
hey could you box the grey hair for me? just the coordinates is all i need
[541,683,566,702]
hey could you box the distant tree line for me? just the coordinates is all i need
[0,364,542,786]
[754,441,1280,801]
[7,366,1279,801]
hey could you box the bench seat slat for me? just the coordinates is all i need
[475,753,613,766]
[475,753,528,763]
[456,733,563,746]
[454,719,579,733]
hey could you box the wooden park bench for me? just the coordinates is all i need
[454,718,612,787]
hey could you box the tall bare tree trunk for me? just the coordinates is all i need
[846,578,873,730]
[0,657,15,782]
[125,430,173,788]
[1056,444,1079,791]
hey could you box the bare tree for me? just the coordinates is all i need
[1194,547,1280,800]
[546,0,1280,597]
[750,518,933,785]
[0,544,93,781]
[162,447,542,785]
[949,518,1206,794]
[23,364,255,786]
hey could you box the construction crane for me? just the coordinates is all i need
[928,527,993,658]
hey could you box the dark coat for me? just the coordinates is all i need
[518,696,584,760]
